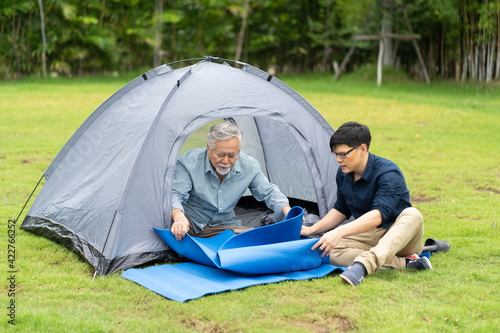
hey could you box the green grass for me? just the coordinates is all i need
[1,71,499,332]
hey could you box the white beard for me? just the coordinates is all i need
[216,164,231,175]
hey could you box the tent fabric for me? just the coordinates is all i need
[21,58,339,276]
[122,207,346,302]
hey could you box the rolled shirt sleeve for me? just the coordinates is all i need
[371,170,405,226]
[171,162,192,213]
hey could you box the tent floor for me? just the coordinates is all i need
[235,196,319,228]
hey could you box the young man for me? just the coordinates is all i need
[301,121,431,286]
[170,121,291,241]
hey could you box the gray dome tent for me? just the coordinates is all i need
[21,58,339,276]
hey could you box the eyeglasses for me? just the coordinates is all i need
[331,146,358,160]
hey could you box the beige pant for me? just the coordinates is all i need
[188,224,253,238]
[329,207,424,274]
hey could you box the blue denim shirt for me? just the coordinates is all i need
[171,148,289,233]
[334,153,412,229]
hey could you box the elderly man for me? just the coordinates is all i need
[301,121,432,286]
[170,121,291,241]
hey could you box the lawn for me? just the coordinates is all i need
[1,69,499,332]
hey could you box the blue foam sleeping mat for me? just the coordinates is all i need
[121,206,346,302]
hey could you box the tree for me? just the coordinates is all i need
[154,0,163,67]
[234,0,249,62]
[38,0,47,78]
[0,0,497,81]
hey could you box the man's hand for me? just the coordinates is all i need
[171,219,190,241]
[300,225,314,237]
[311,229,343,257]
[282,205,292,217]
[171,209,191,241]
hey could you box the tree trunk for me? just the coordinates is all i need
[381,11,394,67]
[481,21,486,82]
[334,46,356,80]
[470,7,476,80]
[321,0,333,72]
[38,0,47,78]
[235,0,249,62]
[377,39,384,86]
[12,0,22,77]
[404,11,431,85]
[496,0,500,80]
[172,23,177,61]
[456,5,461,82]
[461,50,468,83]
[441,28,445,77]
[462,0,468,83]
[197,10,203,54]
[474,42,478,81]
[486,40,494,82]
[154,0,163,67]
[99,0,106,29]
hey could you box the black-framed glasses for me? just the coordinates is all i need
[331,146,358,160]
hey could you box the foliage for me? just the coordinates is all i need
[1,73,499,331]
[0,0,499,81]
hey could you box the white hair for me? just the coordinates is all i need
[207,121,243,149]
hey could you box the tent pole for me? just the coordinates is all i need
[14,175,44,224]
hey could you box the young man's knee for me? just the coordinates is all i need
[400,207,423,225]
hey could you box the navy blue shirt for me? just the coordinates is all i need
[333,153,412,229]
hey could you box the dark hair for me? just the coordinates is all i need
[330,121,371,150]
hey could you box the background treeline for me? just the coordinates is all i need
[1,0,499,82]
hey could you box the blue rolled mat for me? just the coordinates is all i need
[122,207,346,302]
[121,262,344,303]
[152,206,328,274]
